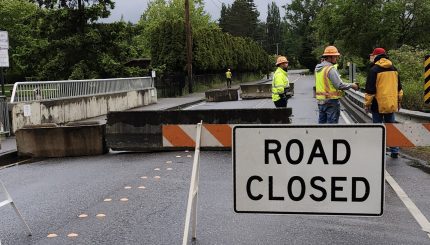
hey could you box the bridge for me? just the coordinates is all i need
[0,71,429,244]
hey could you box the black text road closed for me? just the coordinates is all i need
[233,125,385,216]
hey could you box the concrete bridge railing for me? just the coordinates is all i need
[10,77,157,132]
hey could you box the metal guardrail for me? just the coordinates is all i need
[10,77,154,103]
[344,90,430,123]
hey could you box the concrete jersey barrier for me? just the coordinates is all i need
[106,108,292,151]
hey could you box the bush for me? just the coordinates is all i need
[389,45,429,111]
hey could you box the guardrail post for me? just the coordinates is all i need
[182,121,202,245]
[424,55,430,111]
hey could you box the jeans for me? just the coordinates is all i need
[372,112,399,154]
[318,99,340,124]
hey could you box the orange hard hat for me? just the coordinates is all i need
[322,46,340,56]
[276,56,288,66]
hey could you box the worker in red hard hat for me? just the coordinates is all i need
[365,47,403,158]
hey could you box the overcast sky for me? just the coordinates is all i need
[105,0,288,23]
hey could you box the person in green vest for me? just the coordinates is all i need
[225,69,232,88]
[272,56,290,108]
[315,46,359,123]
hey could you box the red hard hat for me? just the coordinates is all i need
[370,48,386,56]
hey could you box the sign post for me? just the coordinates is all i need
[0,31,9,96]
[233,125,385,216]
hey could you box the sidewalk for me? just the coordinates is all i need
[0,136,16,154]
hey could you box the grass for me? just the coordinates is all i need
[401,147,430,166]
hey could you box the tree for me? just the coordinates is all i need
[0,0,41,81]
[283,0,323,69]
[313,0,430,64]
[266,2,282,55]
[217,0,260,40]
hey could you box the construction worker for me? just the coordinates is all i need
[272,56,290,108]
[315,46,359,123]
[225,69,232,88]
[365,47,403,158]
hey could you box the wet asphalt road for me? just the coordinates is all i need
[1,74,429,244]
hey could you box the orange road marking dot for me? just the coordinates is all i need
[138,186,146,189]
[47,233,58,238]
[167,168,173,171]
[104,198,112,202]
[78,214,88,218]
[96,214,106,218]
[120,198,129,202]
[67,233,78,238]
[154,176,161,179]
[124,186,132,189]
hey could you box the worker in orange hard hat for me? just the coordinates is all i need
[272,56,290,107]
[315,46,359,123]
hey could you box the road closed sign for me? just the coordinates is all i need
[233,125,385,216]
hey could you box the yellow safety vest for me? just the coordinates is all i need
[226,71,232,79]
[315,66,343,100]
[272,67,289,102]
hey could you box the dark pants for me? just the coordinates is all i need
[372,112,399,154]
[274,97,288,108]
[226,78,232,88]
[318,99,340,124]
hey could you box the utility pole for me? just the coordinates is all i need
[185,0,193,93]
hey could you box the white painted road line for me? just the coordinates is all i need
[341,110,430,239]
[385,171,430,237]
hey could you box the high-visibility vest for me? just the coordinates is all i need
[226,71,232,79]
[272,67,289,102]
[315,65,343,100]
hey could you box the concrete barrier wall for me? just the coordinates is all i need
[11,88,157,132]
[240,84,272,99]
[240,83,294,99]
[16,124,107,157]
[107,108,292,151]
[205,89,238,102]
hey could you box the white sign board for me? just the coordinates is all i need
[0,31,8,49]
[23,105,31,117]
[233,125,385,216]
[151,70,156,78]
[0,49,9,67]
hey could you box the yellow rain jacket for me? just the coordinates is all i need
[365,56,403,113]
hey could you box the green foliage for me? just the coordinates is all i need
[145,0,269,75]
[218,0,260,40]
[313,0,430,64]
[388,45,429,110]
[266,2,282,55]
[283,0,323,69]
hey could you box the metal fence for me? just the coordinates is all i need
[0,96,10,135]
[10,77,154,103]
